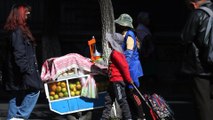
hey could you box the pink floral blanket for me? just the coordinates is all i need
[41,53,107,81]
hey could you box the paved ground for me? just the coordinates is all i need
[0,92,103,120]
[0,89,197,120]
[0,100,196,120]
[0,103,65,120]
[0,103,106,120]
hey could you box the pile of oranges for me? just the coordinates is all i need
[48,81,69,101]
[69,80,82,97]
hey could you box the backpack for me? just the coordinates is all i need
[145,93,175,120]
[132,84,175,120]
[198,6,213,66]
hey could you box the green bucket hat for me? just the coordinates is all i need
[114,13,134,28]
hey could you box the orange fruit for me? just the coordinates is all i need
[73,87,77,92]
[62,87,67,92]
[56,86,62,93]
[75,91,80,96]
[58,92,64,98]
[50,84,57,92]
[64,91,69,97]
[61,82,66,88]
[54,94,59,99]
[50,96,54,100]
[70,91,75,96]
[76,84,81,90]
[76,81,80,85]
[57,82,61,86]
[69,84,74,90]
[50,91,55,96]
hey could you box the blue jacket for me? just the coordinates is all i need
[122,30,143,88]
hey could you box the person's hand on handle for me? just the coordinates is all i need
[130,80,134,85]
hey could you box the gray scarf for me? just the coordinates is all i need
[106,32,124,53]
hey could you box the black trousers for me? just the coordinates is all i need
[126,87,144,119]
[193,76,213,120]
[101,81,132,120]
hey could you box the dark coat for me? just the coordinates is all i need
[181,2,213,76]
[2,28,43,91]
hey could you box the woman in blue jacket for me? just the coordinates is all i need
[114,13,145,120]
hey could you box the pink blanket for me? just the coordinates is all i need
[41,53,107,81]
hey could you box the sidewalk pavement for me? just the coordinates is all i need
[0,102,102,120]
[1,101,196,120]
[0,90,196,120]
[0,103,68,120]
[0,91,103,120]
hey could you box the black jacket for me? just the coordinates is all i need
[181,2,213,76]
[2,28,43,91]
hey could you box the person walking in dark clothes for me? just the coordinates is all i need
[136,12,156,82]
[101,32,133,120]
[181,0,213,120]
[2,4,43,120]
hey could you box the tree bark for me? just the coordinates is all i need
[98,0,115,65]
[98,1,122,119]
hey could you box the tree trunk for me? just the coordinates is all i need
[98,0,115,65]
[98,1,122,119]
